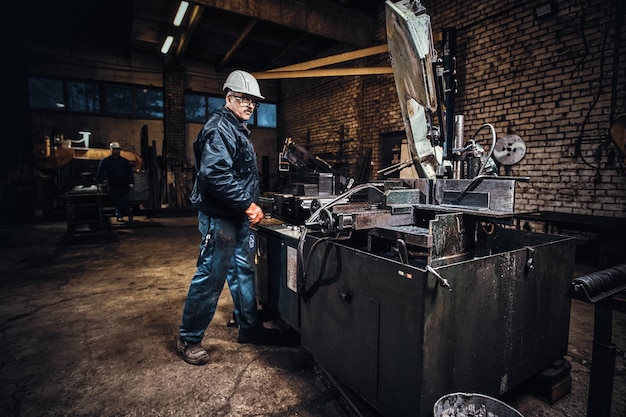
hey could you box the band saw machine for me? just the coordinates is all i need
[254,2,576,416]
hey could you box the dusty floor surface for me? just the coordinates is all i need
[0,213,624,417]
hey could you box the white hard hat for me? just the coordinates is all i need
[110,142,122,149]
[223,70,264,100]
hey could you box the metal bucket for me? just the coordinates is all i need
[433,392,524,417]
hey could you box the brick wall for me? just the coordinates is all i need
[426,0,626,217]
[279,0,626,218]
[279,7,402,180]
[163,62,186,164]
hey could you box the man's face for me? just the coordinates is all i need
[112,148,121,157]
[225,92,259,121]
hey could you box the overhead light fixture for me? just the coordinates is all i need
[161,35,174,54]
[173,1,189,26]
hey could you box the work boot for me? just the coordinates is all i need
[237,326,298,346]
[176,338,209,365]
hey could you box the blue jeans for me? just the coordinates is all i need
[179,212,261,344]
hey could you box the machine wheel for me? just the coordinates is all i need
[319,208,335,235]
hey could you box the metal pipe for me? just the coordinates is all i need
[442,28,457,161]
[453,115,464,179]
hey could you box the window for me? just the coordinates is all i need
[184,92,276,128]
[68,81,100,113]
[256,103,277,128]
[207,97,223,114]
[29,76,165,120]
[29,77,65,110]
[105,86,133,115]
[184,95,226,123]
[185,94,206,123]
[26,76,282,129]
[137,87,163,118]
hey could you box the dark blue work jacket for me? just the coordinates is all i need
[96,155,134,188]
[190,106,259,221]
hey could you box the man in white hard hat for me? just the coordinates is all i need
[177,70,291,365]
[96,142,135,222]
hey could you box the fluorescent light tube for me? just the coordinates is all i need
[161,35,174,54]
[173,1,189,26]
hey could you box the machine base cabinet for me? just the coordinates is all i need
[255,222,302,331]
[258,221,575,417]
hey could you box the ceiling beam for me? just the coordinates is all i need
[253,67,393,79]
[268,44,388,72]
[216,19,258,71]
[265,32,308,69]
[194,0,375,47]
[254,45,391,79]
[176,4,204,58]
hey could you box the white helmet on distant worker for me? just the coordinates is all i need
[110,142,122,149]
[223,70,264,100]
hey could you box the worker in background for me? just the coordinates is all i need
[96,142,135,222]
[177,70,290,366]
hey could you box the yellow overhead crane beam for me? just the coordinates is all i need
[253,44,392,79]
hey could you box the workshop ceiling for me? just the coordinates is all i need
[25,0,384,73]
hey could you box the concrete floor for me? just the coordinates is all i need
[0,213,624,417]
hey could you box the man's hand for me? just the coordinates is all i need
[245,202,264,226]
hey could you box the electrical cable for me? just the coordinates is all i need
[297,183,385,299]
[304,182,384,227]
[572,0,616,173]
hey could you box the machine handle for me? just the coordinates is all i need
[525,246,535,275]
[426,265,452,290]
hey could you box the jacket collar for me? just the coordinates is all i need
[219,106,250,133]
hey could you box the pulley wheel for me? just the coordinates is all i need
[493,135,527,165]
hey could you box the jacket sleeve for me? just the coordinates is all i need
[195,129,252,213]
[95,159,106,183]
